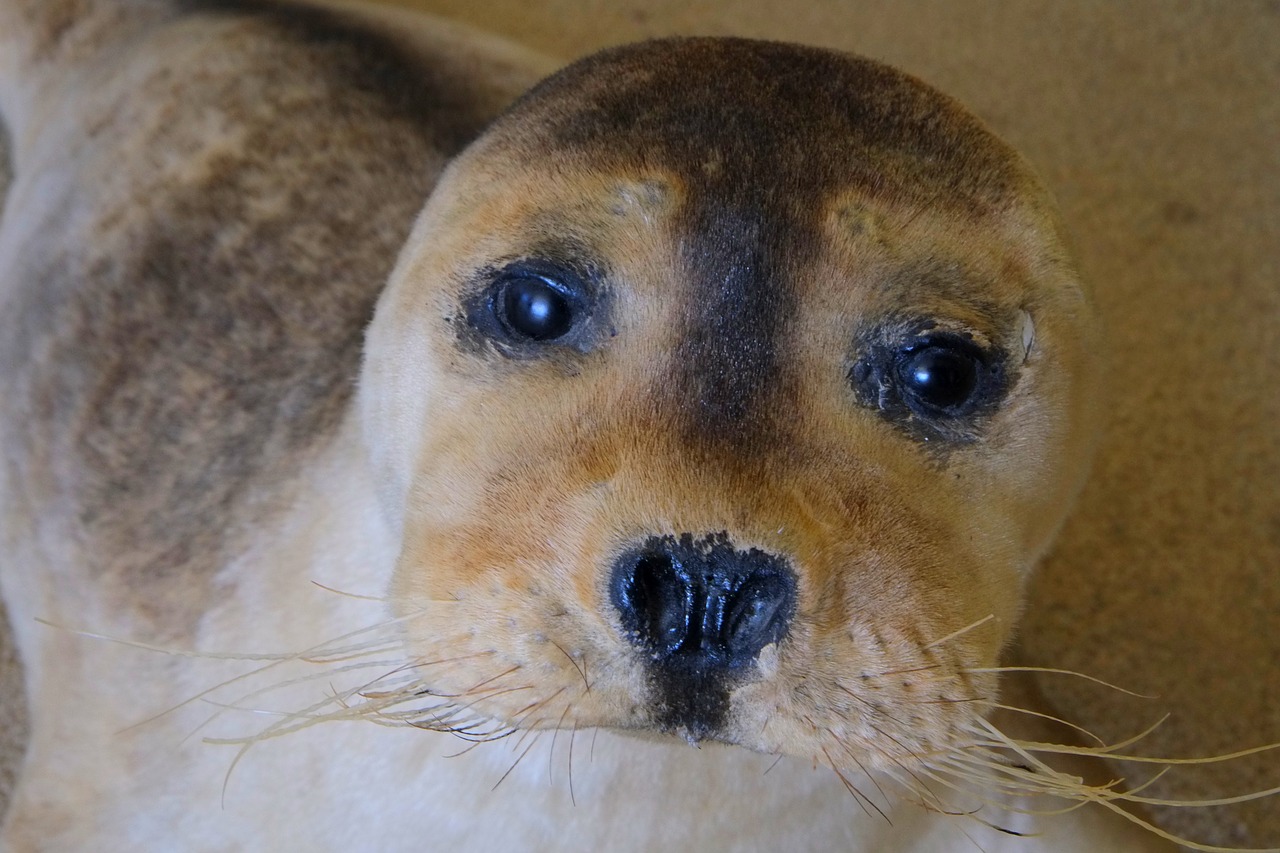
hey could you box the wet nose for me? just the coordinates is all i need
[610,533,797,671]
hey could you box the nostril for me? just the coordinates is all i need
[623,553,691,655]
[722,572,790,658]
[611,534,798,670]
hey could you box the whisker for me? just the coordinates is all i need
[183,657,407,742]
[975,701,1108,747]
[860,725,950,808]
[552,642,590,693]
[308,581,389,602]
[864,663,944,679]
[820,744,890,823]
[922,615,995,651]
[493,735,541,792]
[971,730,1280,769]
[429,683,537,718]
[962,666,1156,699]
[834,681,910,728]
[942,716,1280,850]
[443,739,487,759]
[825,727,891,807]
[460,665,524,697]
[1115,783,1280,809]
[1089,800,1280,853]
[509,688,567,737]
[966,712,1171,759]
[568,721,579,807]
[550,704,572,784]
[912,763,1041,819]
[111,613,438,731]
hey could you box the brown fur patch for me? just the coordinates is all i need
[0,4,520,635]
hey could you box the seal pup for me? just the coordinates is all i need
[0,0,1200,849]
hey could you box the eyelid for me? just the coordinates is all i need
[901,331,986,358]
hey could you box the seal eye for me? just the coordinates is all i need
[897,343,982,415]
[850,324,1008,442]
[494,275,576,342]
[463,260,601,357]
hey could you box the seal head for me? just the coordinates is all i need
[360,37,1100,765]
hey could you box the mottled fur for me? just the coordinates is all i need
[0,0,537,636]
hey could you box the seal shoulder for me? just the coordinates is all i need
[0,0,549,633]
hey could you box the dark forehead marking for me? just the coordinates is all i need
[497,38,1024,213]
[669,202,802,448]
[489,39,1025,450]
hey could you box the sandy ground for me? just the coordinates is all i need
[2,1,1277,848]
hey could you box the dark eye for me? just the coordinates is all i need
[493,274,577,342]
[849,323,1009,443]
[895,340,985,416]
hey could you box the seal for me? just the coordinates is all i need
[0,0,1197,849]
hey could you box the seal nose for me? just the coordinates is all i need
[611,534,796,670]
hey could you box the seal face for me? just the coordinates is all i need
[360,37,1102,771]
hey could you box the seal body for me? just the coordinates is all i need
[0,1,1172,849]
